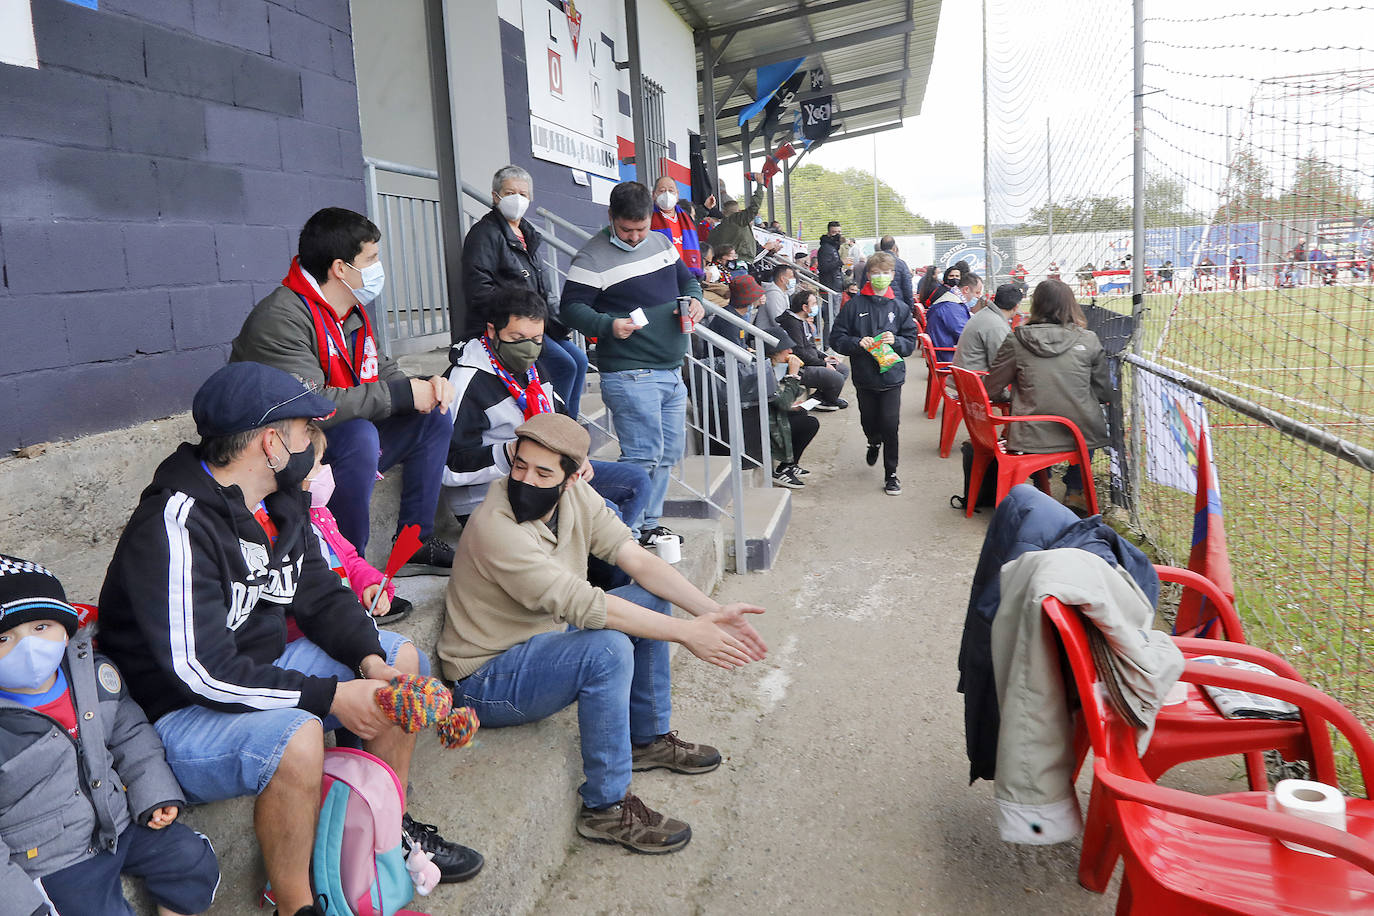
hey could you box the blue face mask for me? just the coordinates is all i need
[0,635,67,691]
[609,233,641,252]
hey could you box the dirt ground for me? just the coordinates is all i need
[527,386,1196,916]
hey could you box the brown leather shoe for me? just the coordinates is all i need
[576,793,692,854]
[631,731,722,774]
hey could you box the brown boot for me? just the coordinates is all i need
[631,731,722,774]
[576,792,692,854]
[1062,489,1089,513]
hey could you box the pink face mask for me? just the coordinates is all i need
[308,463,335,508]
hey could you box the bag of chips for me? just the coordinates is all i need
[863,337,902,372]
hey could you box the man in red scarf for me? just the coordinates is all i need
[231,207,457,572]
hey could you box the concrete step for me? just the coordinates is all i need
[663,455,736,519]
[730,485,793,572]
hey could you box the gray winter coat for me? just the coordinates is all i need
[982,323,1112,453]
[0,633,184,910]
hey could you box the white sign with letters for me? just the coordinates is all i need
[521,0,622,181]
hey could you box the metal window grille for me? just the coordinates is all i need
[642,77,667,188]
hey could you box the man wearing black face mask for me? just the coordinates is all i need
[440,413,768,855]
[99,362,485,914]
[442,287,650,533]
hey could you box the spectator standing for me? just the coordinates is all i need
[923,264,963,307]
[914,265,940,310]
[982,278,1111,512]
[778,288,849,410]
[439,414,766,854]
[852,237,914,307]
[759,262,795,327]
[927,273,983,350]
[650,176,705,280]
[708,187,769,262]
[98,363,482,916]
[463,166,589,420]
[951,282,1023,390]
[230,207,455,570]
[817,221,845,291]
[560,182,705,547]
[831,252,920,496]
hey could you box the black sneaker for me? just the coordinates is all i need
[402,813,484,883]
[865,443,880,467]
[794,465,811,476]
[884,475,902,496]
[772,465,805,489]
[831,397,849,409]
[373,596,412,626]
[638,526,684,548]
[395,536,454,577]
[811,401,840,412]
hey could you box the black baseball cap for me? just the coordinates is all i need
[765,328,797,356]
[993,283,1025,310]
[193,362,336,438]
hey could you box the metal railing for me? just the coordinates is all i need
[362,157,452,357]
[521,208,778,572]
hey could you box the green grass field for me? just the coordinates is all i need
[1091,283,1374,762]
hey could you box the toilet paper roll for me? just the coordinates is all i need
[1271,778,1347,856]
[653,534,682,564]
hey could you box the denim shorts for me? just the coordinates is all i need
[153,630,415,805]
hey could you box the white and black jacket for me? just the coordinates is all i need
[442,339,558,519]
[98,443,385,723]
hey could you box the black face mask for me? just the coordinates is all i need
[508,475,564,523]
[270,436,316,493]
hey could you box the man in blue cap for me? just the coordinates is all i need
[98,362,483,916]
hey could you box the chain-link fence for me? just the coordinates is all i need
[985,1,1374,741]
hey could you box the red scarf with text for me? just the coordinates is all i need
[479,335,554,419]
[283,257,379,388]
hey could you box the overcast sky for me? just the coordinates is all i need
[797,1,1373,228]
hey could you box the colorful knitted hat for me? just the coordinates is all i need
[374,674,479,750]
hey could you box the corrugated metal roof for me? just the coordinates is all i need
[664,0,942,159]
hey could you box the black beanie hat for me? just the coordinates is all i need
[0,555,80,637]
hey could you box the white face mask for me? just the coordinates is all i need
[497,193,529,222]
[346,260,386,306]
[655,191,678,212]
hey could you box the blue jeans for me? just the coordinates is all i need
[599,369,687,534]
[323,407,456,552]
[539,337,590,419]
[455,584,673,808]
[589,459,650,532]
[154,630,418,804]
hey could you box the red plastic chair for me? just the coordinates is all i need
[918,332,956,420]
[1044,596,1346,911]
[913,301,928,332]
[1070,566,1323,800]
[949,366,1099,517]
[1094,666,1374,912]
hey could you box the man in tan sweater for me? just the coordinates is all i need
[438,414,767,854]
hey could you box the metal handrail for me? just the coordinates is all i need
[699,300,781,347]
[537,207,592,239]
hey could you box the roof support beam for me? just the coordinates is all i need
[701,0,879,39]
[710,18,916,78]
[717,120,904,167]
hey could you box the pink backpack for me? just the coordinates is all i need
[312,748,430,916]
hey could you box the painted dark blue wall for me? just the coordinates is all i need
[0,0,364,449]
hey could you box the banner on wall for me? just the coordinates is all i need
[521,0,621,181]
[0,0,39,69]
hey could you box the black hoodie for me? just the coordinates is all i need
[98,443,384,722]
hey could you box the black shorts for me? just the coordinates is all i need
[38,822,219,916]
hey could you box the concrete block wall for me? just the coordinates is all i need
[0,0,366,452]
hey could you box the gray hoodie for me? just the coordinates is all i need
[983,323,1112,453]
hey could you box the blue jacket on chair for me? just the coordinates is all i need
[957,484,1158,783]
